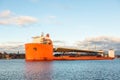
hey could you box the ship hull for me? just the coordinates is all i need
[25,43,114,61]
[25,43,53,61]
[53,56,114,60]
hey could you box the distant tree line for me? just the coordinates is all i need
[116,55,120,58]
[0,51,25,59]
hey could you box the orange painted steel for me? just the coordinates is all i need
[25,43,53,61]
[53,56,114,60]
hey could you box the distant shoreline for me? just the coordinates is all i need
[0,52,25,59]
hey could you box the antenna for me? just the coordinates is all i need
[41,32,44,37]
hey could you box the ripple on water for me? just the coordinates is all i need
[0,59,120,80]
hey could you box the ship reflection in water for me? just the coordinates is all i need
[25,61,53,80]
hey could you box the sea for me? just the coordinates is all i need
[0,59,120,80]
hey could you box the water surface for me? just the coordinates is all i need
[0,59,120,80]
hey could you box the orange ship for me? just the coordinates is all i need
[25,33,115,61]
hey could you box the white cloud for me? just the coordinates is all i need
[0,42,25,53]
[0,42,24,47]
[0,10,38,26]
[76,36,120,51]
[15,16,38,26]
[0,20,10,25]
[85,36,120,43]
[0,10,11,18]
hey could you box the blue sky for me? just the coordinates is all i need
[0,0,120,44]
